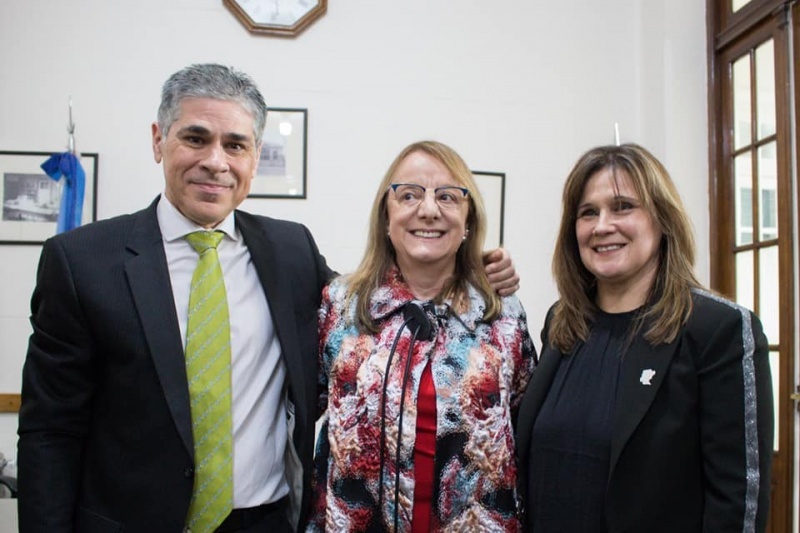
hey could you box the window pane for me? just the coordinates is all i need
[733,55,752,149]
[735,152,753,245]
[757,142,778,240]
[755,40,776,139]
[758,246,779,343]
[732,0,752,12]
[735,250,754,310]
[769,351,779,451]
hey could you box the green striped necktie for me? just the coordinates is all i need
[184,230,233,533]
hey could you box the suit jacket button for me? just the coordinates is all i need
[184,466,194,477]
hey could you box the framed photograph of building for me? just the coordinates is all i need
[472,170,505,249]
[0,150,98,245]
[248,108,307,199]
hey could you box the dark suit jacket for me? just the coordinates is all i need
[17,198,333,532]
[516,289,773,533]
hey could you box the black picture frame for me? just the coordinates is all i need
[0,150,98,245]
[472,170,506,248]
[248,108,307,199]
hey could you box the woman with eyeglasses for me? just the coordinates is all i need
[307,140,536,532]
[516,143,773,532]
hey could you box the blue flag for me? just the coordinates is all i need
[41,152,86,233]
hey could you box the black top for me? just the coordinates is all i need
[526,308,637,532]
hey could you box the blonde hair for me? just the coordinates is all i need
[346,140,501,332]
[549,143,700,352]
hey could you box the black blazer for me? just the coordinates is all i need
[516,289,773,532]
[17,198,333,532]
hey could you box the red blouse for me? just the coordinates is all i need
[412,362,437,532]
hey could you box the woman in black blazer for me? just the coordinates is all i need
[516,143,773,532]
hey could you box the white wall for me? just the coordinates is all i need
[0,0,708,464]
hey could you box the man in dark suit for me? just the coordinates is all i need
[17,63,519,532]
[18,63,328,533]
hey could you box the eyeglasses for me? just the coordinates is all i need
[387,183,469,210]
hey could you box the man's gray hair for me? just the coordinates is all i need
[157,63,268,145]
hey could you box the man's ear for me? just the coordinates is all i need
[151,122,164,164]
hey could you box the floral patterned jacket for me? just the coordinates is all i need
[308,269,536,532]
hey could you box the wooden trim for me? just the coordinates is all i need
[790,3,800,529]
[0,394,20,413]
[708,0,723,289]
[714,0,790,50]
[770,7,794,531]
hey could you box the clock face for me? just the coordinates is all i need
[224,0,326,36]
[236,0,318,27]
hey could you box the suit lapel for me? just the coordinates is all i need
[125,200,194,457]
[609,334,678,474]
[236,213,307,418]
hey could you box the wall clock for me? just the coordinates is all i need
[223,0,327,37]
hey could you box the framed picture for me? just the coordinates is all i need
[0,150,98,245]
[472,171,506,249]
[249,108,307,199]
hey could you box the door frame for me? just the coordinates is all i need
[707,1,796,531]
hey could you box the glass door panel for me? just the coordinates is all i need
[735,152,754,245]
[758,245,779,342]
[769,351,779,452]
[755,40,776,139]
[735,250,755,310]
[758,143,778,240]
[733,55,752,149]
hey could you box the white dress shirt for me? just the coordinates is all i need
[157,194,289,508]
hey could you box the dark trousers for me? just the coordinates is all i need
[215,497,291,533]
